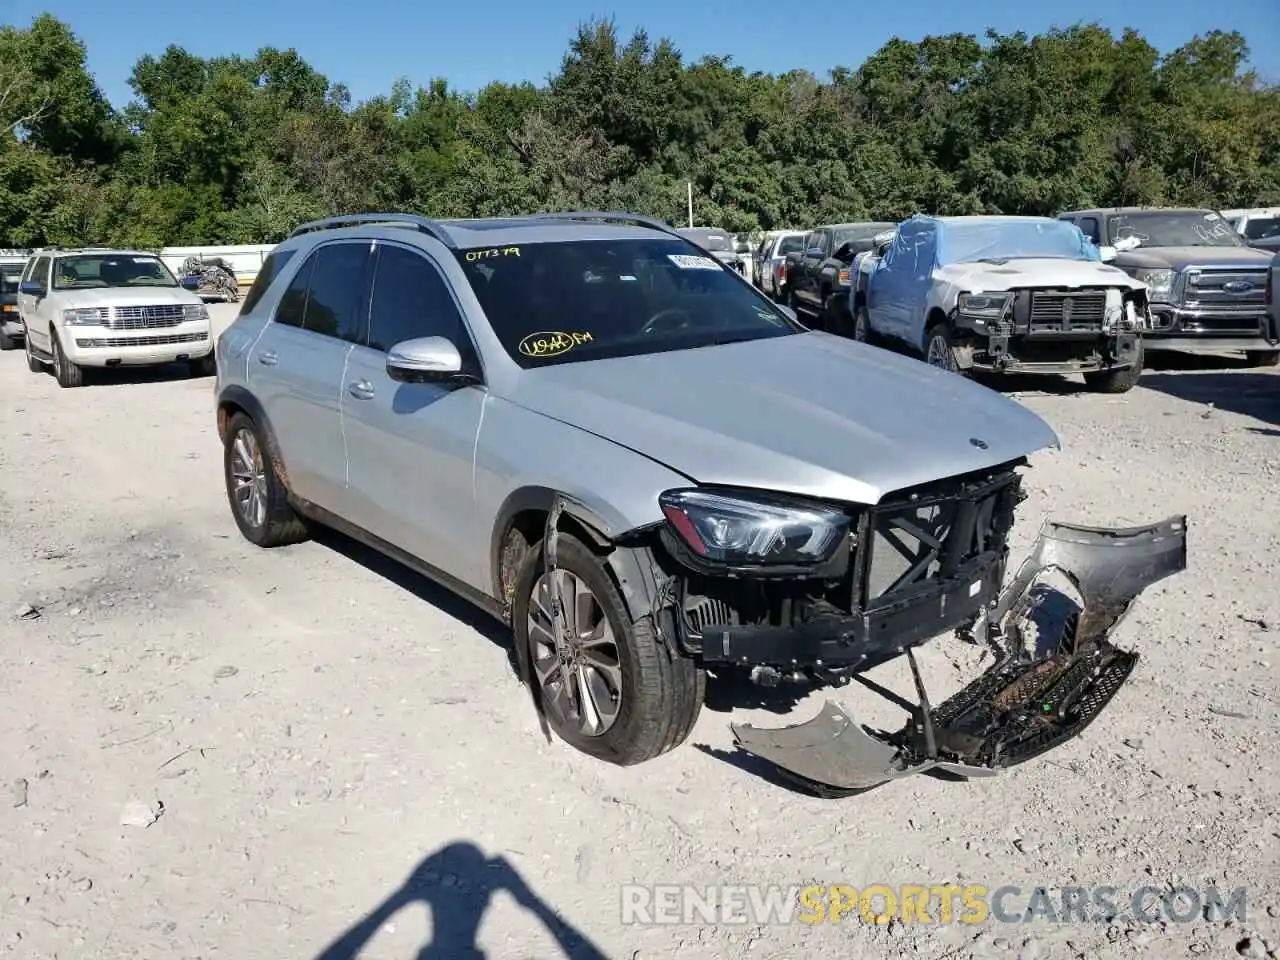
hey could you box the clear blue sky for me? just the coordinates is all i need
[10,0,1280,111]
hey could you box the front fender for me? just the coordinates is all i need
[477,400,693,617]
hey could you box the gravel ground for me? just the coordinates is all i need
[1,302,1278,960]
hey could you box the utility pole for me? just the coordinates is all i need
[687,182,693,228]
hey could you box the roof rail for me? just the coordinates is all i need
[287,213,455,248]
[526,210,683,241]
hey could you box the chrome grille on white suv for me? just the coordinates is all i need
[108,304,190,330]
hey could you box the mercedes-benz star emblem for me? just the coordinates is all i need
[970,437,989,449]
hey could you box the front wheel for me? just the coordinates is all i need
[0,330,16,351]
[189,352,217,378]
[1245,350,1279,368]
[1083,340,1145,393]
[512,533,704,765]
[923,321,961,374]
[50,331,84,388]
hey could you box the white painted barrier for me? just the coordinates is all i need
[158,244,277,285]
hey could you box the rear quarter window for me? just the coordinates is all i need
[239,249,297,315]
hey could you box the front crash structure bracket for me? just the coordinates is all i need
[730,515,1188,798]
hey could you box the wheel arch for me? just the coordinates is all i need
[490,486,664,626]
[216,385,294,495]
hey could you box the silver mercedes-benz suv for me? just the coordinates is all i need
[213,210,1186,797]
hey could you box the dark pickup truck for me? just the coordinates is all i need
[0,249,30,350]
[1058,207,1279,365]
[784,221,895,334]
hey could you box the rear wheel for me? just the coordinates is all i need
[853,301,874,344]
[50,331,84,388]
[1245,350,1279,367]
[24,332,42,373]
[1083,340,1145,393]
[512,533,704,765]
[222,412,310,548]
[0,331,16,351]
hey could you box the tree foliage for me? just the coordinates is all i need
[2,14,1278,246]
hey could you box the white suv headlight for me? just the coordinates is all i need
[62,307,107,326]
[183,303,210,321]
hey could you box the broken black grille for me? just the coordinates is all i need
[858,467,1022,607]
[1028,291,1107,333]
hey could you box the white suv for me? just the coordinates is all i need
[17,247,214,388]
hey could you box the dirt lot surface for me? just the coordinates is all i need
[1,302,1278,960]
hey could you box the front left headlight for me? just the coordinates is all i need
[183,303,210,321]
[658,488,851,568]
[957,292,1013,318]
[1136,269,1175,303]
[62,307,107,326]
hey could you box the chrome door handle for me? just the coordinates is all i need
[348,380,375,400]
[257,350,278,366]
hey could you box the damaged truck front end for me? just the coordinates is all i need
[635,459,1186,796]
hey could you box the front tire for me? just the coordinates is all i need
[222,412,310,548]
[512,533,704,765]
[923,321,962,374]
[0,330,16,351]
[189,352,217,378]
[1245,350,1279,367]
[1083,340,1145,393]
[50,331,84,388]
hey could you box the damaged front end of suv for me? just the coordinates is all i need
[608,460,1186,797]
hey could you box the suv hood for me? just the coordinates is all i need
[1114,246,1273,271]
[56,286,203,306]
[936,257,1145,292]
[509,332,1059,506]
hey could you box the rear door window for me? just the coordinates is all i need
[300,242,371,343]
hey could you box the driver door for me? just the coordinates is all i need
[340,240,487,583]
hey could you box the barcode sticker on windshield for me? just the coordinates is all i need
[668,254,720,270]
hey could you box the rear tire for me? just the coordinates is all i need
[512,533,704,766]
[222,412,310,548]
[1083,340,1145,393]
[50,331,84,388]
[0,331,16,351]
[1245,350,1279,367]
[24,332,42,373]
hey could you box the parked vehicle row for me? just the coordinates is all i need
[200,208,1188,795]
[0,248,29,351]
[7,245,215,387]
[751,205,1280,391]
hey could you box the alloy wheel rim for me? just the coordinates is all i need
[527,570,623,737]
[229,428,268,529]
[927,335,953,369]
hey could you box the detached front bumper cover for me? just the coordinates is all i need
[730,515,1188,798]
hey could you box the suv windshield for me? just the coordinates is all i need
[1106,212,1245,249]
[52,253,178,290]
[680,230,731,252]
[454,238,805,368]
[0,263,23,294]
[1243,217,1280,242]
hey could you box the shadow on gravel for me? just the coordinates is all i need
[1137,370,1280,426]
[314,841,608,960]
[47,362,212,387]
[310,526,517,665]
[702,667,808,715]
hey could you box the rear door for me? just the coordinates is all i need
[340,240,487,582]
[247,240,371,512]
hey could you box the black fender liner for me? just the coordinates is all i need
[215,384,296,495]
[489,486,665,628]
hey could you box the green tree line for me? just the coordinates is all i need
[2,13,1279,247]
